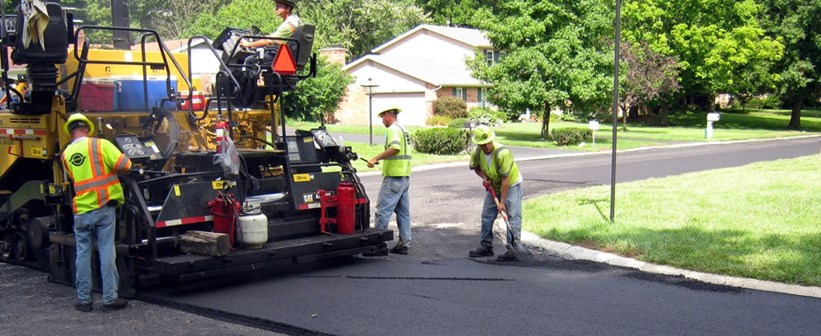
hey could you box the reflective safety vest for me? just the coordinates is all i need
[381,123,412,177]
[469,142,522,193]
[61,137,132,214]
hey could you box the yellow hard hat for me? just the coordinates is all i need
[63,113,94,135]
[472,125,495,145]
[378,106,401,117]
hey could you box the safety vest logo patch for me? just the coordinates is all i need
[69,153,86,167]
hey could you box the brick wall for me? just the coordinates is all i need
[335,84,369,125]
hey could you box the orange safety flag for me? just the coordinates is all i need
[271,44,296,75]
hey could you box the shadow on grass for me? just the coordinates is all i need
[494,129,547,143]
[577,198,609,222]
[662,112,821,131]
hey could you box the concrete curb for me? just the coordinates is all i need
[521,231,821,299]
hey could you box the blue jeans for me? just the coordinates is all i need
[74,205,119,305]
[375,176,412,246]
[480,184,523,249]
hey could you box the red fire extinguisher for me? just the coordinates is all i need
[318,182,362,235]
[209,192,241,246]
[215,119,229,152]
[335,182,356,235]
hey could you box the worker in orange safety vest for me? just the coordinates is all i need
[60,113,132,312]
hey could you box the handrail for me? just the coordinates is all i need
[184,36,243,121]
[70,25,193,112]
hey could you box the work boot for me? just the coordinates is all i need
[496,250,518,262]
[469,246,494,257]
[389,244,409,255]
[74,301,92,312]
[102,298,128,312]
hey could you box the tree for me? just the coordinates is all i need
[61,0,173,44]
[299,0,428,59]
[283,56,353,121]
[151,0,230,39]
[761,0,821,129]
[619,41,680,127]
[467,0,613,139]
[415,0,497,26]
[187,0,427,59]
[622,0,783,110]
[187,0,280,40]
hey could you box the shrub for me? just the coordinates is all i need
[449,118,470,128]
[467,107,505,127]
[413,128,470,155]
[558,111,585,122]
[747,95,782,109]
[433,96,468,119]
[426,115,452,126]
[551,128,592,146]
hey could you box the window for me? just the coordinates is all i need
[452,87,467,101]
[485,50,506,66]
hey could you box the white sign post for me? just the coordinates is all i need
[588,120,600,148]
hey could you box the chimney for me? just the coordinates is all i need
[319,46,348,66]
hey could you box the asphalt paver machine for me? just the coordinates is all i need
[0,2,391,296]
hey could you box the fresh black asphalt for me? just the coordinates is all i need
[137,135,821,336]
[140,257,820,336]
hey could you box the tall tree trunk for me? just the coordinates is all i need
[658,101,670,126]
[787,96,802,130]
[540,102,550,140]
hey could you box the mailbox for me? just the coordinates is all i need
[706,112,720,139]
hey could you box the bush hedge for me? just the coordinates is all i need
[413,127,470,155]
[448,118,470,128]
[467,107,506,127]
[551,128,592,146]
[426,115,452,126]
[433,96,468,119]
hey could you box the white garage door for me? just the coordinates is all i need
[373,92,427,126]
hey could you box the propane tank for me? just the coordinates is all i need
[336,182,356,234]
[238,206,268,249]
[215,119,229,152]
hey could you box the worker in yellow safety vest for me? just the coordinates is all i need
[365,107,412,255]
[60,113,131,312]
[467,125,524,261]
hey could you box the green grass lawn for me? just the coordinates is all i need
[293,109,821,153]
[523,155,821,286]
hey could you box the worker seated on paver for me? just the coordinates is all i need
[239,0,301,69]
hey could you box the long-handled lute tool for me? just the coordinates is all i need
[484,182,534,261]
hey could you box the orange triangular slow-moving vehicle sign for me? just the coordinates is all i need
[271,44,297,75]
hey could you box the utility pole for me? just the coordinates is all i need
[610,0,621,222]
[111,0,131,50]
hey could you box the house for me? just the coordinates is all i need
[335,25,501,126]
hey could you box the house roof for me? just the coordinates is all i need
[373,24,491,53]
[344,24,492,87]
[344,55,486,87]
